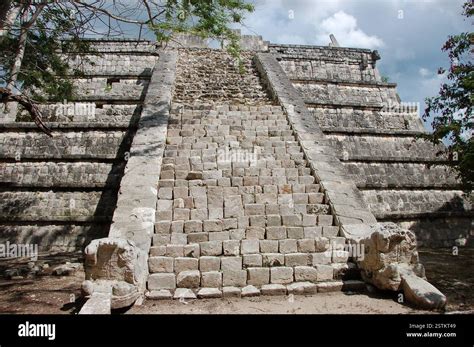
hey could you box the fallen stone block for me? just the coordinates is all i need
[79,292,111,314]
[401,274,446,310]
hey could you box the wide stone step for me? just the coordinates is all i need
[146,280,354,300]
[147,264,341,290]
[149,235,346,259]
[148,251,348,273]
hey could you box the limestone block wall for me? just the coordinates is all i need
[344,162,459,189]
[71,78,149,101]
[0,130,129,159]
[17,104,141,124]
[294,83,399,107]
[309,108,424,133]
[66,54,158,77]
[272,45,380,83]
[0,39,158,252]
[78,39,158,53]
[270,43,472,247]
[0,162,124,188]
[324,134,446,162]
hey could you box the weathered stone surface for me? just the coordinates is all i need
[352,223,424,291]
[287,281,317,295]
[174,288,197,300]
[401,274,446,310]
[261,284,287,296]
[201,271,222,288]
[200,241,223,256]
[52,263,82,276]
[344,222,446,309]
[317,281,344,293]
[197,288,222,299]
[146,289,173,300]
[79,292,111,314]
[176,270,200,288]
[148,273,176,290]
[247,267,270,286]
[222,286,241,298]
[223,270,247,287]
[83,238,147,308]
[149,257,174,273]
[270,267,294,284]
[221,256,243,271]
[241,285,261,297]
[174,257,199,273]
[315,265,334,281]
[294,266,318,282]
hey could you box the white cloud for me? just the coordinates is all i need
[418,67,431,77]
[315,11,384,49]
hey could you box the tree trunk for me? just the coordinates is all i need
[6,24,27,91]
[0,1,21,38]
[6,4,44,91]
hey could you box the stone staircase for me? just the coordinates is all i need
[146,49,352,299]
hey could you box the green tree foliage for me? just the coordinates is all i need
[422,1,473,193]
[0,3,90,102]
[0,0,254,104]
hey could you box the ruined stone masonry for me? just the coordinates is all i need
[0,34,471,310]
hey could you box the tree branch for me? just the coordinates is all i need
[0,87,52,137]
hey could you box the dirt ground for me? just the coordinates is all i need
[0,247,471,314]
[128,291,425,314]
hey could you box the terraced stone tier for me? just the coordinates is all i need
[362,189,472,219]
[0,130,131,160]
[16,104,142,124]
[71,78,149,101]
[0,224,108,252]
[65,53,158,77]
[0,162,125,188]
[146,104,347,293]
[295,83,398,106]
[80,40,157,53]
[397,217,473,247]
[345,162,460,189]
[0,190,117,222]
[309,107,424,133]
[325,134,447,162]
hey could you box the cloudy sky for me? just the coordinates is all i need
[237,0,471,130]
